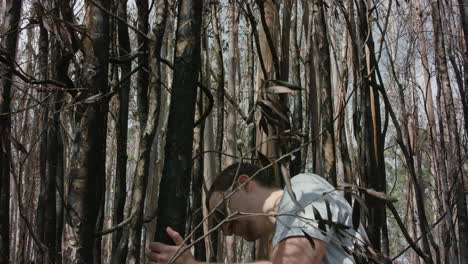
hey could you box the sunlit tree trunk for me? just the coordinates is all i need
[202,23,218,261]
[210,1,225,175]
[312,0,336,185]
[337,26,353,203]
[224,1,239,262]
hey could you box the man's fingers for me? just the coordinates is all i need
[149,241,167,252]
[147,246,171,263]
[166,227,184,246]
[147,251,159,261]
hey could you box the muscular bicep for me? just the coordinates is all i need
[271,236,328,264]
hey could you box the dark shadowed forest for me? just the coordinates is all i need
[0,0,467,263]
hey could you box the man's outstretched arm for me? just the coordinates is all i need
[147,228,327,264]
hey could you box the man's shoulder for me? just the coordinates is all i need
[290,173,335,192]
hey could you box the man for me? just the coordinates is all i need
[148,162,365,264]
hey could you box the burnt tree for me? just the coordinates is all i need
[154,0,203,244]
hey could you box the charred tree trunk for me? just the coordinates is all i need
[36,8,51,263]
[154,0,202,245]
[355,0,387,253]
[192,82,206,261]
[290,0,303,176]
[113,0,131,256]
[63,0,110,262]
[0,0,22,262]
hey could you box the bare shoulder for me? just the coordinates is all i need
[271,236,328,264]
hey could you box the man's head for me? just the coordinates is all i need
[207,162,282,241]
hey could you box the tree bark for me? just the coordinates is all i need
[123,2,168,263]
[431,1,468,262]
[0,0,23,262]
[290,0,303,176]
[135,0,149,126]
[113,0,131,257]
[312,0,336,185]
[457,0,468,135]
[211,0,225,174]
[63,0,110,262]
[154,0,202,245]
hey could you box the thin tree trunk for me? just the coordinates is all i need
[0,0,23,262]
[124,2,168,263]
[135,0,149,126]
[201,22,218,260]
[144,4,173,249]
[112,0,131,258]
[63,0,110,262]
[224,1,239,261]
[211,0,225,174]
[355,0,387,253]
[307,19,319,173]
[431,1,468,262]
[312,0,336,185]
[290,0,303,176]
[337,26,353,203]
[36,11,51,263]
[457,0,468,135]
[192,85,206,261]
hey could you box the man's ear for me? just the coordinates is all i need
[237,174,252,192]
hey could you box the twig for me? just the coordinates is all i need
[95,216,134,236]
[224,88,249,122]
[193,82,214,127]
[387,203,430,262]
[392,209,449,261]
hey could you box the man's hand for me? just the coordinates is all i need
[147,227,197,264]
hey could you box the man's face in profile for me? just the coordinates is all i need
[208,190,262,241]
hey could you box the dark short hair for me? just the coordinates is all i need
[206,162,281,209]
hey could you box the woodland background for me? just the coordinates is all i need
[0,0,467,263]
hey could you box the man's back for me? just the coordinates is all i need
[273,173,365,264]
